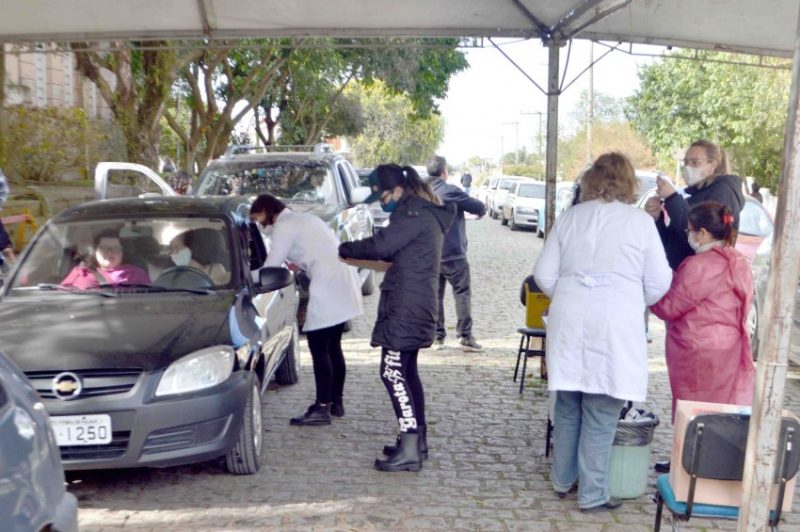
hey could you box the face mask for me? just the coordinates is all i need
[256,221,274,237]
[687,233,701,252]
[381,199,398,213]
[683,166,706,186]
[171,247,192,266]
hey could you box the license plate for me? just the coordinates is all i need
[51,414,112,446]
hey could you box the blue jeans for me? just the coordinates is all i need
[551,391,624,508]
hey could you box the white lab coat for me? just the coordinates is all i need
[265,209,363,332]
[533,200,672,402]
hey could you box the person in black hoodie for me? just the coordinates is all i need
[644,139,745,270]
[339,164,455,472]
[426,155,487,351]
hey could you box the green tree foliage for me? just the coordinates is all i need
[258,40,468,146]
[347,81,444,168]
[2,106,118,182]
[73,42,193,168]
[559,122,658,180]
[626,51,790,190]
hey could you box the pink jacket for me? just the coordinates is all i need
[61,264,151,289]
[650,245,755,422]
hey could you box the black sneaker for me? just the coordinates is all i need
[330,402,345,417]
[459,336,483,352]
[580,497,622,513]
[290,402,331,426]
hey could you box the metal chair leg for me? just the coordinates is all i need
[514,333,525,382]
[519,334,530,394]
[654,491,664,532]
[545,416,553,457]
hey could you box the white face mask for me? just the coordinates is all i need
[687,233,701,252]
[257,221,274,237]
[683,166,706,186]
[171,247,192,266]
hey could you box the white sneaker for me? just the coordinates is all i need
[432,338,445,350]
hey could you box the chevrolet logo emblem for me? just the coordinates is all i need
[52,372,82,400]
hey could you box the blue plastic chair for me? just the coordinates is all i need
[654,413,800,531]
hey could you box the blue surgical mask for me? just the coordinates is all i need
[381,199,398,213]
[171,247,192,266]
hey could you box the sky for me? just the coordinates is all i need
[438,39,664,166]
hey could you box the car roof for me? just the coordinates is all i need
[54,196,250,222]
[209,151,343,167]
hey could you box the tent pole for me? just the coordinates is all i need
[738,4,800,530]
[544,42,560,238]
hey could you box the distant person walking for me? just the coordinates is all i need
[534,152,672,512]
[750,181,764,203]
[0,168,16,266]
[644,139,744,270]
[460,172,473,195]
[426,156,487,352]
[339,164,455,472]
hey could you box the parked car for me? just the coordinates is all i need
[357,167,390,231]
[488,176,529,219]
[0,350,78,532]
[0,196,300,474]
[499,180,545,231]
[532,181,578,238]
[475,176,499,206]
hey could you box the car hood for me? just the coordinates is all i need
[0,292,235,372]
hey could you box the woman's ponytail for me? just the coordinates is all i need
[401,165,442,205]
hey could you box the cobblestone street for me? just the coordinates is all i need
[71,216,800,531]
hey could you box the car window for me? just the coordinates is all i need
[196,161,337,205]
[8,217,233,291]
[517,183,546,199]
[739,200,773,237]
[499,179,516,191]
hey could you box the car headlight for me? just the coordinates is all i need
[155,346,235,397]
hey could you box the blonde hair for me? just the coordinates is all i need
[579,152,638,204]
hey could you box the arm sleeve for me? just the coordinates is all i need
[264,226,293,268]
[642,221,673,305]
[650,259,712,321]
[339,213,422,261]
[441,185,486,216]
[663,192,690,238]
[533,223,561,298]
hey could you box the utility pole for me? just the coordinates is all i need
[522,110,546,175]
[502,121,520,163]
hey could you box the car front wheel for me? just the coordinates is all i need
[225,378,263,475]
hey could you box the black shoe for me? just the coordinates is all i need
[580,497,622,513]
[554,482,578,499]
[331,399,345,417]
[374,432,422,472]
[383,425,428,459]
[290,402,331,426]
[654,460,671,473]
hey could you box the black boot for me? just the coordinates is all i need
[383,425,428,459]
[290,402,331,426]
[374,432,422,472]
[654,460,671,473]
[330,398,345,417]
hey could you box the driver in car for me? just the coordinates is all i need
[61,228,151,288]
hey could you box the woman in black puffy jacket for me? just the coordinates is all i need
[339,164,454,473]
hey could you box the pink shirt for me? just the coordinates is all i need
[61,264,151,289]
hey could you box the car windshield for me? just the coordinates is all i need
[196,160,337,204]
[739,200,773,237]
[8,217,233,293]
[499,179,516,190]
[517,183,545,199]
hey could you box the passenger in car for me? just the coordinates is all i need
[168,230,230,286]
[61,228,151,288]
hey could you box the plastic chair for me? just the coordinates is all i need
[654,413,800,531]
[514,278,549,395]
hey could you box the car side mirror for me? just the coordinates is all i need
[351,186,373,205]
[256,267,294,294]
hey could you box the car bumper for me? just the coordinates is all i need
[46,370,252,470]
[513,212,539,227]
[52,492,79,532]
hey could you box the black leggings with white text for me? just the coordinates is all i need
[380,348,425,433]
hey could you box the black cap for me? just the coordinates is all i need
[363,166,406,203]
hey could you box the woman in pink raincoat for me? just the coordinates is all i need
[651,201,755,425]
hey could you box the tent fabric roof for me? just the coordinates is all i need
[3,0,799,58]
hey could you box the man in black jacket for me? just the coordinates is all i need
[426,155,487,351]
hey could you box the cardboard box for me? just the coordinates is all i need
[342,258,392,272]
[670,399,796,511]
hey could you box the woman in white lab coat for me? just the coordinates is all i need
[533,152,672,512]
[251,194,363,426]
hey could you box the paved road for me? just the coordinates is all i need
[71,216,800,531]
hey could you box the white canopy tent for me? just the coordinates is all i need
[4,2,800,529]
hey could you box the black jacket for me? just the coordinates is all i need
[339,195,455,351]
[427,177,486,262]
[658,174,745,269]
